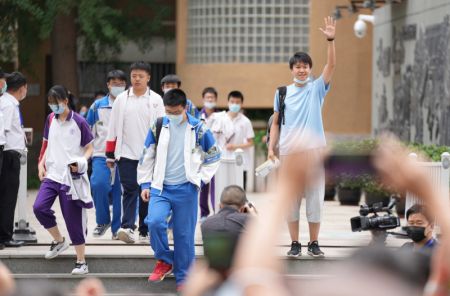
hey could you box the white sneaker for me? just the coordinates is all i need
[45,238,69,259]
[117,228,135,244]
[71,262,89,275]
[112,233,119,240]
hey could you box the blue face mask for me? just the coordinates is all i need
[229,103,241,113]
[0,82,7,95]
[49,103,66,115]
[167,114,184,125]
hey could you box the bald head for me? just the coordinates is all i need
[220,185,247,209]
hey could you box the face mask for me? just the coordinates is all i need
[163,87,174,94]
[49,103,66,115]
[167,114,184,125]
[294,77,310,85]
[405,226,427,243]
[110,86,125,97]
[229,103,241,113]
[79,111,87,117]
[0,82,6,95]
[204,101,216,110]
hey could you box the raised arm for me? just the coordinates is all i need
[319,16,336,85]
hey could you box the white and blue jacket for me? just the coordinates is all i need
[137,113,221,192]
[86,95,113,158]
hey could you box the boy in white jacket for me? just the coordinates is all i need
[105,61,164,244]
[137,89,220,291]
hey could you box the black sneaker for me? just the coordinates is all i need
[93,223,111,237]
[307,241,324,258]
[287,241,301,257]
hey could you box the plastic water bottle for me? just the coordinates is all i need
[255,158,280,177]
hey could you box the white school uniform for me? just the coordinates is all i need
[221,112,255,171]
[0,92,25,151]
[44,111,94,184]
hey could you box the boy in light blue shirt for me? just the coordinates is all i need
[268,16,337,258]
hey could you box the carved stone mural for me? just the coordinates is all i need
[373,1,450,145]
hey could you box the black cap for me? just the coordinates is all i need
[161,74,181,86]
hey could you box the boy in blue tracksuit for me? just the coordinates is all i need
[86,70,127,239]
[137,89,220,291]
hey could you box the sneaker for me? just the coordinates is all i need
[92,223,111,237]
[139,232,149,242]
[148,260,173,283]
[45,238,69,259]
[117,228,135,244]
[112,233,119,240]
[71,262,89,275]
[287,241,301,258]
[307,241,325,258]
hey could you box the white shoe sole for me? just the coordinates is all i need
[72,269,89,275]
[307,251,325,258]
[117,230,135,244]
[287,253,302,258]
[45,242,69,260]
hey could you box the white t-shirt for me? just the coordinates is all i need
[0,97,5,146]
[0,92,25,151]
[44,111,94,184]
[221,112,255,171]
[121,88,164,160]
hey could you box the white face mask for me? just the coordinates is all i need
[204,101,216,110]
[167,114,184,125]
[110,86,125,97]
[293,77,310,85]
[163,87,174,94]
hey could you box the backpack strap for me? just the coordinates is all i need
[277,86,287,126]
[155,117,164,146]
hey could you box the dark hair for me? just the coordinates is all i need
[406,204,433,223]
[107,69,127,83]
[0,68,6,79]
[94,90,107,98]
[6,72,27,91]
[289,52,313,69]
[163,89,187,108]
[220,185,247,208]
[228,90,244,102]
[47,85,76,110]
[161,74,181,87]
[202,87,218,98]
[130,61,151,75]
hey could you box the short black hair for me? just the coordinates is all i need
[202,87,218,98]
[161,74,181,87]
[220,185,247,208]
[130,61,151,75]
[228,90,244,102]
[47,85,76,110]
[6,72,27,91]
[289,52,313,69]
[406,204,433,223]
[0,68,6,79]
[163,88,187,108]
[94,90,107,98]
[107,69,127,83]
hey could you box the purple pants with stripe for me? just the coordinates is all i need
[33,179,87,245]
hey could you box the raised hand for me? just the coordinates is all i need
[319,16,336,40]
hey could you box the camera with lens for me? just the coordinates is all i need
[351,200,400,232]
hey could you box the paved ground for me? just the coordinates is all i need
[4,189,408,258]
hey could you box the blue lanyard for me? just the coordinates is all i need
[423,238,435,249]
[17,106,24,127]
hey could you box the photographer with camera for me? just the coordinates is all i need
[402,204,437,252]
[201,185,256,237]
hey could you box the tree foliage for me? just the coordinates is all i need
[0,0,173,63]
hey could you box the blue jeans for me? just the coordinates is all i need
[146,182,198,285]
[90,157,122,234]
